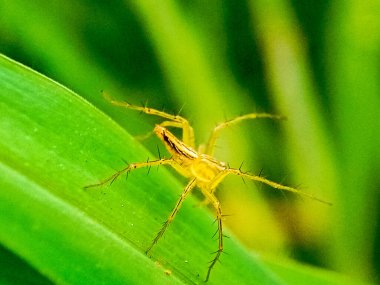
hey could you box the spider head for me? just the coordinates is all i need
[154,124,178,146]
[153,124,166,139]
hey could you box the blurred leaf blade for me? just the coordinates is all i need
[249,0,337,206]
[326,0,380,278]
[264,257,372,285]
[248,0,338,266]
[0,244,53,285]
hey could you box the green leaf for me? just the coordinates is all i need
[263,257,372,285]
[0,54,287,284]
[0,244,52,285]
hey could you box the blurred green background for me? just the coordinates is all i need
[0,0,379,284]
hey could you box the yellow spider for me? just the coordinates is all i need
[85,93,330,281]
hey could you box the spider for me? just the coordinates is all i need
[85,93,330,281]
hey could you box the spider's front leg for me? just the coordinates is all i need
[145,178,197,254]
[84,158,174,189]
[102,92,195,147]
[203,113,285,156]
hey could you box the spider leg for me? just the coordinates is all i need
[84,158,174,189]
[223,168,332,205]
[204,113,285,155]
[199,189,224,282]
[145,178,197,254]
[103,92,195,147]
[135,121,185,142]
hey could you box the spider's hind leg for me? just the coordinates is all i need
[145,178,197,254]
[199,188,224,282]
